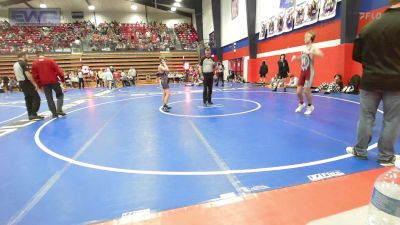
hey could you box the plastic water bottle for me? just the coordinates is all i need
[367,160,400,225]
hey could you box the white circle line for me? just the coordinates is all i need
[34,90,379,175]
[0,105,27,125]
[158,98,261,118]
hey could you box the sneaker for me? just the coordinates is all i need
[304,105,315,115]
[221,84,224,87]
[162,106,170,112]
[28,115,44,120]
[346,147,368,160]
[272,88,277,92]
[203,103,208,107]
[166,105,172,109]
[57,111,67,116]
[207,102,214,105]
[295,103,306,113]
[52,114,59,119]
[378,156,396,167]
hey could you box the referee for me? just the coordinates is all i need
[13,52,43,120]
[199,48,216,106]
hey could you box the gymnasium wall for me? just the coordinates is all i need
[202,0,214,41]
[230,1,343,85]
[220,0,248,47]
[245,0,389,86]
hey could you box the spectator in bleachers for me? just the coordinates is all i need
[0,20,198,53]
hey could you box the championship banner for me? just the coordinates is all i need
[283,7,295,33]
[294,0,320,29]
[275,10,286,36]
[280,0,295,8]
[319,0,337,21]
[259,20,268,40]
[266,16,277,38]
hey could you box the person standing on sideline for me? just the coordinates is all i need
[199,48,216,106]
[2,76,9,92]
[31,51,66,118]
[128,66,137,85]
[158,57,171,112]
[346,0,400,166]
[291,31,324,115]
[274,54,290,92]
[215,61,225,87]
[104,68,113,89]
[13,52,43,120]
[78,71,84,89]
[259,61,268,86]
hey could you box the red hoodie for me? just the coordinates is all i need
[31,57,64,87]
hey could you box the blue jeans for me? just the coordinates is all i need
[354,90,400,160]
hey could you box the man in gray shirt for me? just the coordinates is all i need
[13,52,43,120]
[346,0,400,166]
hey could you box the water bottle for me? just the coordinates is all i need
[367,160,400,225]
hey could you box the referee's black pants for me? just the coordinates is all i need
[19,80,41,116]
[203,72,214,104]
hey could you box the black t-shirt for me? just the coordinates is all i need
[19,60,29,76]
[357,8,400,91]
[2,76,9,84]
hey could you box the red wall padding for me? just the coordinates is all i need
[257,20,341,54]
[247,43,364,86]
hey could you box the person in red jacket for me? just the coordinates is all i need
[31,51,66,118]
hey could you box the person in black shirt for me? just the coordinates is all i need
[2,76,9,92]
[274,54,290,92]
[259,61,268,86]
[346,0,400,166]
[215,61,225,87]
[13,52,43,120]
[199,48,216,106]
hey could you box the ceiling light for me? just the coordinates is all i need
[131,4,138,10]
[173,2,181,7]
[175,0,182,2]
[88,5,95,10]
[39,3,47,8]
[171,7,176,12]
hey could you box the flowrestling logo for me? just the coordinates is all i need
[9,8,61,26]
[307,170,345,181]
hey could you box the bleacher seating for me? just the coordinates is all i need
[0,20,198,53]
[0,51,199,85]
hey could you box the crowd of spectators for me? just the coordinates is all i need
[0,20,199,54]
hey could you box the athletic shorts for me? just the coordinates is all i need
[161,76,169,89]
[298,70,314,88]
